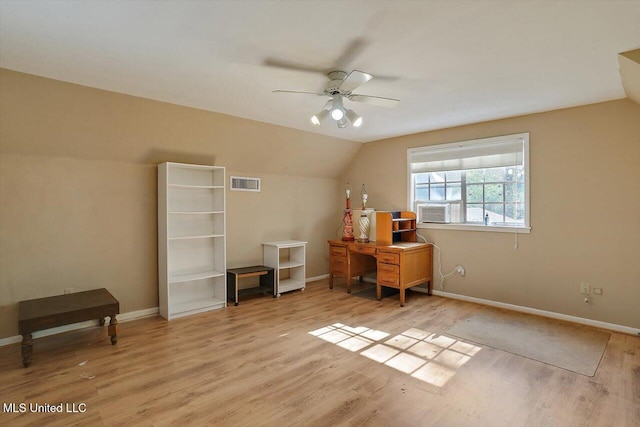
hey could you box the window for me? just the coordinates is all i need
[408,133,530,232]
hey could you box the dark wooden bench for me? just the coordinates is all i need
[227,265,275,306]
[18,288,120,367]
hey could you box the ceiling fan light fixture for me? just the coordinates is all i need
[330,94,345,121]
[273,69,399,130]
[346,109,362,127]
[311,109,329,126]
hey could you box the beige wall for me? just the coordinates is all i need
[341,99,640,329]
[0,155,158,338]
[2,67,638,339]
[0,69,359,338]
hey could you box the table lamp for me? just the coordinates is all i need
[341,183,354,241]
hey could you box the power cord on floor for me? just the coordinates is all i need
[417,233,458,290]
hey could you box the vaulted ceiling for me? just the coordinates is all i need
[1,0,638,142]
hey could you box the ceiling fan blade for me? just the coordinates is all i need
[338,70,373,92]
[349,94,400,108]
[264,58,325,75]
[333,38,369,70]
[273,90,325,96]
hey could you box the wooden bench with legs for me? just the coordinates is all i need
[18,288,120,367]
[226,265,276,306]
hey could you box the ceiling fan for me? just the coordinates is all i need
[273,70,400,129]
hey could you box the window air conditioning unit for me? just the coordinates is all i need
[419,204,451,223]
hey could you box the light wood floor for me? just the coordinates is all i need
[1,279,638,427]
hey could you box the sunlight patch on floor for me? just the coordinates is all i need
[308,323,481,387]
[337,336,373,352]
[361,343,400,363]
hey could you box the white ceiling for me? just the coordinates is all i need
[1,0,639,143]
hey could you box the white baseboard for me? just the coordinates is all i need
[0,307,159,347]
[413,288,639,336]
[306,274,329,283]
[117,307,159,322]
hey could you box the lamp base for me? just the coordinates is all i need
[356,212,370,243]
[342,209,355,241]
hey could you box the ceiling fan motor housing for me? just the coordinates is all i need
[327,70,347,81]
[325,71,351,96]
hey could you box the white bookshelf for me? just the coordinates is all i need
[158,162,226,320]
[262,240,307,296]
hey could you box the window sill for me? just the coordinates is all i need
[417,222,531,234]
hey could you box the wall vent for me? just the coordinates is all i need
[230,176,261,192]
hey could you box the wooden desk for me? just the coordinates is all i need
[328,240,433,306]
[18,288,119,367]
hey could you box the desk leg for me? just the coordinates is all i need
[329,273,333,290]
[108,315,119,345]
[346,275,352,293]
[376,284,381,301]
[21,334,32,368]
[400,288,406,307]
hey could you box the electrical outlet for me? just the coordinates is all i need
[593,287,603,295]
[455,265,465,276]
[580,282,590,295]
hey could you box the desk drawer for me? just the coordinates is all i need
[331,256,347,266]
[330,262,347,274]
[330,246,347,257]
[378,251,400,264]
[331,257,347,272]
[378,271,399,287]
[351,245,376,255]
[378,263,399,275]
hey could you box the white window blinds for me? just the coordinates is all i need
[409,134,527,173]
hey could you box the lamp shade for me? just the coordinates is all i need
[346,109,362,127]
[330,94,345,120]
[311,109,329,125]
